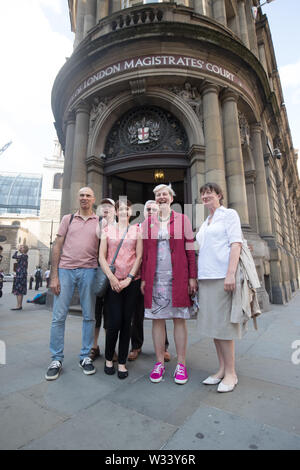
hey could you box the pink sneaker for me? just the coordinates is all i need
[174,363,188,384]
[150,362,165,383]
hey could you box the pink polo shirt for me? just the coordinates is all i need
[57,212,100,269]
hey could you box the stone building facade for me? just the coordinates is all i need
[0,141,63,274]
[52,0,300,306]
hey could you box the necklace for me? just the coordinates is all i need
[158,211,172,223]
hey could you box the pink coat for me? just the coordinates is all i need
[141,211,197,309]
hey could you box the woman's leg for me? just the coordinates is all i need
[17,295,23,308]
[173,318,187,365]
[216,339,237,385]
[152,319,166,364]
[118,280,140,370]
[105,288,122,366]
[212,339,225,379]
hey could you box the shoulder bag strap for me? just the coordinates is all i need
[110,225,130,266]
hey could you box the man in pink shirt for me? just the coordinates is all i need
[45,187,99,380]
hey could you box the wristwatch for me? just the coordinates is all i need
[127,274,134,280]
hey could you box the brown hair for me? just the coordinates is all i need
[200,182,224,205]
[115,198,132,211]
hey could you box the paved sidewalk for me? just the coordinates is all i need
[0,283,300,450]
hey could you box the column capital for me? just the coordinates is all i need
[75,100,90,115]
[200,82,220,97]
[250,122,263,134]
[86,155,104,174]
[245,169,256,184]
[64,110,76,125]
[188,144,205,162]
[220,88,239,103]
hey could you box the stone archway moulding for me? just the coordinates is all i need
[88,88,205,158]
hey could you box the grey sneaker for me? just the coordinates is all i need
[45,360,62,381]
[79,357,96,375]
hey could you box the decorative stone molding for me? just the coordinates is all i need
[167,82,203,121]
[238,111,250,146]
[75,100,90,115]
[86,155,103,174]
[89,96,111,129]
[129,78,146,96]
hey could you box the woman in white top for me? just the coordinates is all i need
[196,183,245,393]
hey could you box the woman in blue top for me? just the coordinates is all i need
[196,183,245,393]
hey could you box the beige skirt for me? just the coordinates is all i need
[197,279,247,340]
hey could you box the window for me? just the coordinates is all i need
[53,173,63,190]
[122,0,163,8]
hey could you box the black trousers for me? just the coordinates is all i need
[130,289,144,350]
[95,295,108,329]
[105,279,141,364]
[130,292,169,351]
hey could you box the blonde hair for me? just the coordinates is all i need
[153,184,176,197]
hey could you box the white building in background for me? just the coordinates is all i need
[0,140,63,275]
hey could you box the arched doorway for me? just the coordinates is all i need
[103,105,190,208]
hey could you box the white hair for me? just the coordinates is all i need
[153,184,176,197]
[145,200,156,208]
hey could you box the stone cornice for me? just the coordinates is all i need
[52,18,271,123]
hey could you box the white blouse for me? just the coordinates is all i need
[196,206,243,279]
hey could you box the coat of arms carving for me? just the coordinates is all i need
[128,118,160,145]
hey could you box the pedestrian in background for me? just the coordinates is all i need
[35,267,42,290]
[44,269,51,288]
[11,245,29,311]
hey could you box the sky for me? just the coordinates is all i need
[0,0,299,175]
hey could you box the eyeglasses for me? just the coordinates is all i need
[146,207,158,212]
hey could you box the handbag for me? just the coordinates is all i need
[93,224,130,297]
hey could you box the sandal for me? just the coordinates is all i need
[89,346,100,360]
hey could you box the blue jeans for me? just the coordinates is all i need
[50,268,96,362]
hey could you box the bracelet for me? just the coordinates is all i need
[127,274,134,280]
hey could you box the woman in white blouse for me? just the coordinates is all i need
[196,183,245,393]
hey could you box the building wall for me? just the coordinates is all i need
[0,141,63,274]
[55,0,300,305]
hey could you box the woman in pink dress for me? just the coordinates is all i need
[99,199,143,379]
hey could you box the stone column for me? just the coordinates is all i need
[245,169,258,232]
[258,43,268,73]
[245,0,259,57]
[74,0,86,48]
[84,0,97,37]
[212,0,227,26]
[221,89,249,225]
[250,123,273,236]
[194,0,205,15]
[237,0,250,48]
[189,145,206,230]
[97,0,109,21]
[86,156,104,209]
[70,101,90,214]
[202,83,227,204]
[61,111,76,218]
